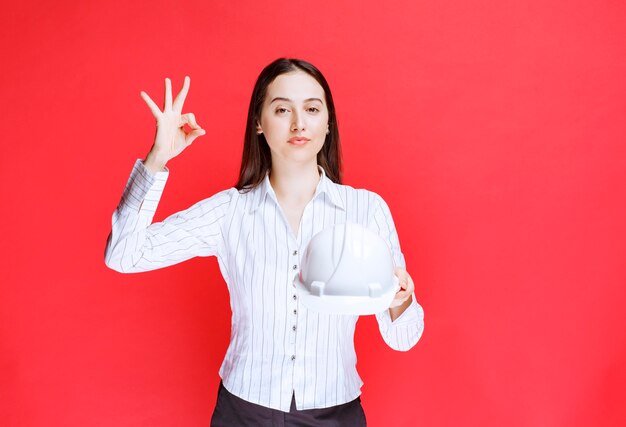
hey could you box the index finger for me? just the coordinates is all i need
[173,75,190,113]
[140,91,162,119]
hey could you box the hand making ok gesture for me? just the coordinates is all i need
[141,76,206,173]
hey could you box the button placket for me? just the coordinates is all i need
[289,245,300,352]
[290,246,300,304]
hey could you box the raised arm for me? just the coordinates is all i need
[104,77,229,274]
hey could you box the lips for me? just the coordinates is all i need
[288,137,310,146]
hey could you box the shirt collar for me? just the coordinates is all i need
[249,165,345,213]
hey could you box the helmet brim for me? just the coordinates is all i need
[294,275,400,316]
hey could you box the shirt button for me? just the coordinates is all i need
[292,250,298,256]
[292,325,296,331]
[293,309,297,315]
[293,294,297,300]
[292,265,298,270]
[291,355,296,361]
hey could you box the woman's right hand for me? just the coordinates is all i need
[141,76,206,173]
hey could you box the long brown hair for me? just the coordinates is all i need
[235,58,342,191]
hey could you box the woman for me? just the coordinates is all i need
[105,58,424,426]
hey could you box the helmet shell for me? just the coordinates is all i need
[294,222,400,315]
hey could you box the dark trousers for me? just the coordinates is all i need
[210,381,367,426]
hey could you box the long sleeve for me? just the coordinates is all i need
[104,159,231,273]
[369,194,425,351]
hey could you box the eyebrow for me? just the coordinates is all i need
[270,97,324,104]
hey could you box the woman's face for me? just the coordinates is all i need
[257,70,329,167]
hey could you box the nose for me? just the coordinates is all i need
[291,110,305,132]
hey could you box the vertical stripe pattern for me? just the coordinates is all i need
[105,159,425,412]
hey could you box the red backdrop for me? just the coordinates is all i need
[1,0,625,426]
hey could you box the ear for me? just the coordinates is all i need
[256,120,263,135]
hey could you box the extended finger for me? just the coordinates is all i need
[180,112,200,129]
[173,76,190,113]
[164,78,173,111]
[140,91,162,119]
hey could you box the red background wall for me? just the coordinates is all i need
[1,0,625,426]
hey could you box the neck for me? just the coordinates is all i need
[269,160,321,205]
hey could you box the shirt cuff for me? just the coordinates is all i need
[375,293,425,351]
[376,292,421,327]
[117,159,169,214]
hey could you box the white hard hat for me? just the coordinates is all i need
[294,222,400,315]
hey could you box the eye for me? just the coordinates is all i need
[275,107,289,114]
[307,107,320,113]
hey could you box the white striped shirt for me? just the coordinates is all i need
[105,159,424,411]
